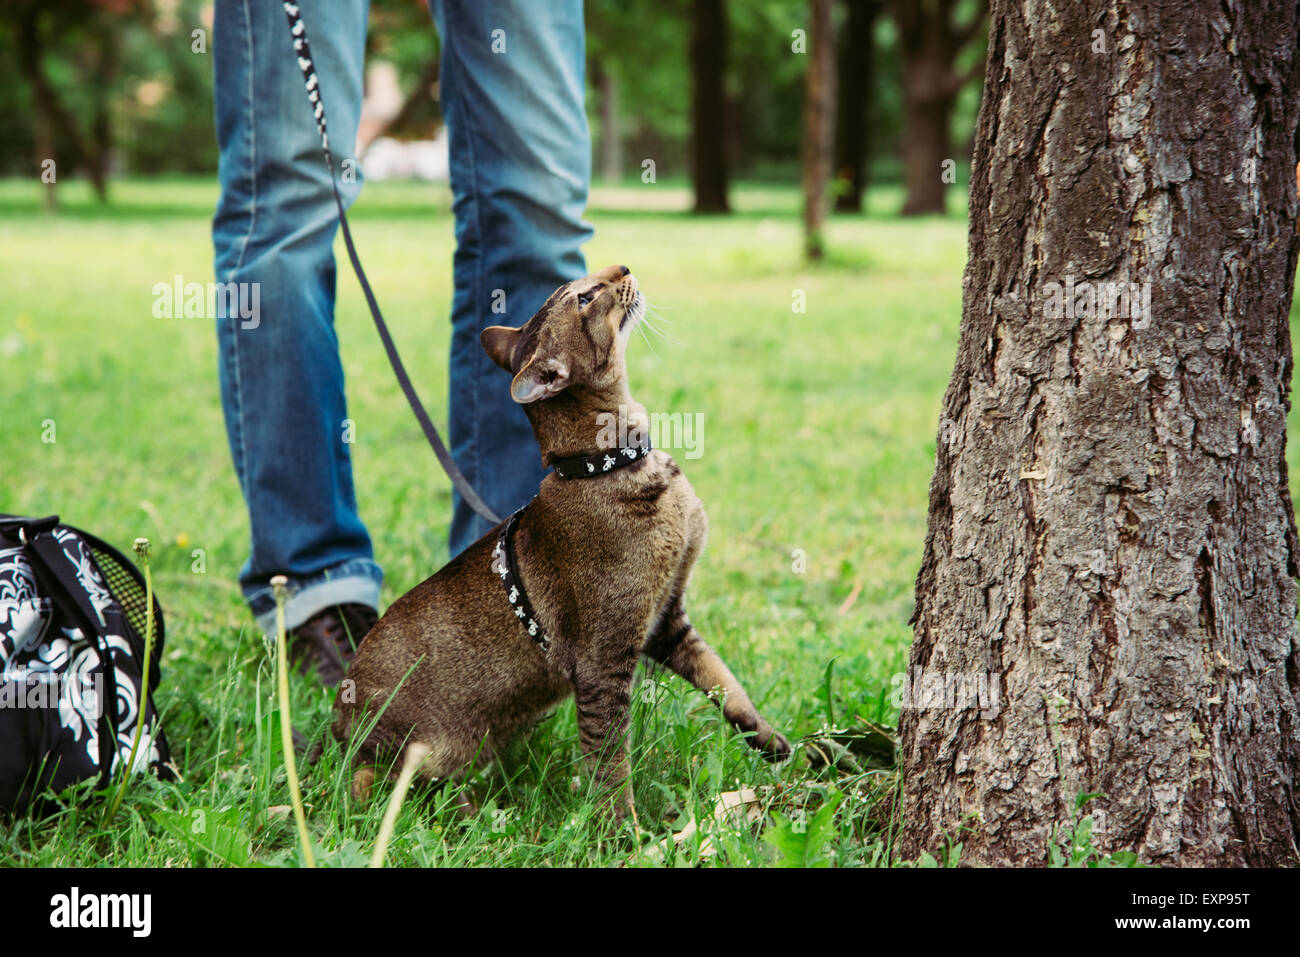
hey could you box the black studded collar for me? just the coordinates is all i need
[551,439,652,479]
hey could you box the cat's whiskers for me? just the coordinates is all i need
[639,301,688,347]
[643,302,679,323]
[624,291,662,358]
[635,311,660,358]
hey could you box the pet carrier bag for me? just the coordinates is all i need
[0,514,172,813]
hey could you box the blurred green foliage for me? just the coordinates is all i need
[0,1,979,185]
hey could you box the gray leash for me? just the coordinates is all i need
[282,2,501,524]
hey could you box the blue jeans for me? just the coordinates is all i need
[212,0,591,633]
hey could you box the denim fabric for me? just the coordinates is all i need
[212,0,591,632]
[431,0,593,555]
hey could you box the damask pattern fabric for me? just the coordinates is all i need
[0,522,169,812]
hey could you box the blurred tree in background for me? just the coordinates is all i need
[2,0,221,188]
[587,0,693,184]
[801,0,835,257]
[689,0,730,212]
[888,0,987,215]
[5,0,163,205]
[361,0,442,150]
[833,0,882,212]
[0,0,988,217]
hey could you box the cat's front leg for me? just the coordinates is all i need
[645,610,792,761]
[573,648,640,821]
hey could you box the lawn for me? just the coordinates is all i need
[0,173,1046,865]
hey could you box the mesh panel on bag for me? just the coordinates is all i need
[88,544,164,651]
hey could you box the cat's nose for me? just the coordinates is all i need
[619,265,630,276]
[598,264,631,282]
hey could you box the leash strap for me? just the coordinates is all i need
[282,2,500,525]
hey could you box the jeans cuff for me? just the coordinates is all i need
[246,559,383,635]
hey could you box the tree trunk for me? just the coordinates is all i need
[18,7,58,211]
[898,89,951,216]
[834,0,879,213]
[594,59,623,183]
[890,0,985,216]
[87,20,115,203]
[898,40,955,216]
[900,0,1300,867]
[801,0,836,258]
[690,0,729,214]
[17,3,113,206]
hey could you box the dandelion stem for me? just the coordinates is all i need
[273,575,314,868]
[103,537,156,826]
[371,742,430,868]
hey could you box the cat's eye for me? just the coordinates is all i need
[577,291,594,307]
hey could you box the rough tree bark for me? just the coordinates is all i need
[890,0,986,216]
[833,0,880,214]
[690,0,730,214]
[900,0,1300,866]
[801,0,836,258]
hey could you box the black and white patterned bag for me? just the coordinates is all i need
[0,514,172,813]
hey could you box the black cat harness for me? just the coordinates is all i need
[491,439,653,653]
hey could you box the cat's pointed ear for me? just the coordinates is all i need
[481,325,519,372]
[510,355,570,404]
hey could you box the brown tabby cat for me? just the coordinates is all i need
[333,264,791,818]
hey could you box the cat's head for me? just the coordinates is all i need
[481,264,645,404]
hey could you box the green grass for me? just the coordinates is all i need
[0,172,1155,866]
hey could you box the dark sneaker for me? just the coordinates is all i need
[287,602,378,686]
